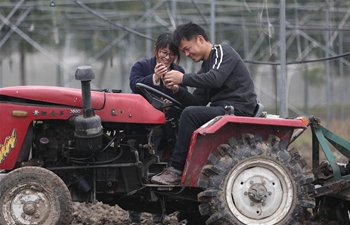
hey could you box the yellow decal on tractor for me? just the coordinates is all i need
[0,129,17,163]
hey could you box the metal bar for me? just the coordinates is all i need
[171,0,177,27]
[329,7,350,44]
[47,162,136,171]
[314,126,341,181]
[73,0,155,41]
[339,32,344,121]
[191,0,209,27]
[290,128,306,144]
[0,0,25,31]
[0,13,75,79]
[0,8,32,49]
[311,121,320,171]
[341,174,350,181]
[325,0,331,127]
[93,158,97,203]
[279,0,287,118]
[210,0,215,44]
[320,126,350,158]
[298,30,350,68]
[85,0,166,65]
[313,179,347,198]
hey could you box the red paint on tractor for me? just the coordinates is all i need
[182,115,307,186]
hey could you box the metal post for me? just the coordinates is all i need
[273,65,278,114]
[326,0,331,128]
[339,32,344,120]
[279,0,287,118]
[145,0,151,55]
[171,0,177,25]
[304,38,309,115]
[210,0,215,44]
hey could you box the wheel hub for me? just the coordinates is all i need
[226,159,294,224]
[248,183,268,203]
[23,201,37,215]
[231,166,283,219]
[3,183,53,224]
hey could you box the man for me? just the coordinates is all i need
[151,22,257,185]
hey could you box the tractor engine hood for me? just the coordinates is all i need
[0,85,166,124]
[0,85,104,109]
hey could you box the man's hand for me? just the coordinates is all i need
[169,84,179,93]
[163,70,183,88]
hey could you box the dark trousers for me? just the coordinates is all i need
[170,106,226,171]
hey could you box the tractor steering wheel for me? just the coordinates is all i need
[136,83,185,111]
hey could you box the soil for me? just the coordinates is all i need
[71,201,341,225]
[71,202,181,225]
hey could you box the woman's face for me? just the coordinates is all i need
[156,45,176,68]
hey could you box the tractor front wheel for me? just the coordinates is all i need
[0,166,73,225]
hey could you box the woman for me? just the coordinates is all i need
[129,33,186,96]
[128,33,186,225]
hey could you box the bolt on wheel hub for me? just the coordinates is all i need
[23,201,37,215]
[248,183,269,203]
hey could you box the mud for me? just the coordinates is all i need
[71,201,340,225]
[71,202,181,225]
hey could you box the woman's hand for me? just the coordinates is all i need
[162,98,172,111]
[154,63,168,83]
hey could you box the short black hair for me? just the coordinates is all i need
[153,33,181,65]
[172,22,209,47]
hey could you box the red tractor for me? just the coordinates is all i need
[2,65,345,225]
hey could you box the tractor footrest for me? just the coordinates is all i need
[144,183,181,190]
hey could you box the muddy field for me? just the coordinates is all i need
[71,202,181,225]
[71,201,341,225]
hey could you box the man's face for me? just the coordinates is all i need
[178,37,204,62]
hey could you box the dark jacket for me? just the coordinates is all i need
[174,44,257,116]
[129,56,186,97]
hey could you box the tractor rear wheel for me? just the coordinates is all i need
[0,166,73,225]
[197,133,315,225]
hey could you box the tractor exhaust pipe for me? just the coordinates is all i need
[75,65,95,117]
[74,66,102,155]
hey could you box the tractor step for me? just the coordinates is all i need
[144,183,182,190]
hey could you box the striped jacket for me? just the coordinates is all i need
[174,44,257,116]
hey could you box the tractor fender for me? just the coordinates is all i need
[181,115,308,187]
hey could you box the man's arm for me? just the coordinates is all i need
[173,86,208,106]
[183,45,240,88]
